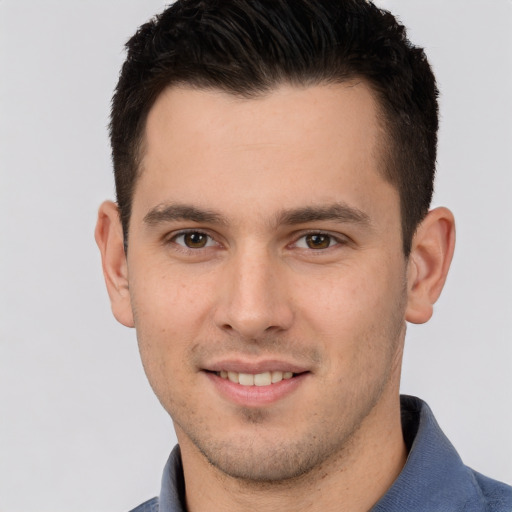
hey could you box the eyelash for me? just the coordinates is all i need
[167,230,219,251]
[291,231,347,250]
[166,229,348,252]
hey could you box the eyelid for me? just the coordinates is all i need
[163,228,350,251]
[166,229,220,249]
[290,230,350,249]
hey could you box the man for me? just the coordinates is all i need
[95,0,511,510]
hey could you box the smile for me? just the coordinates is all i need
[216,370,294,386]
[206,369,308,407]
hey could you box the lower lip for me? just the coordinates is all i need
[204,372,308,407]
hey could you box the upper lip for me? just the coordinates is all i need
[204,358,310,374]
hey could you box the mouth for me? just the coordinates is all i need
[214,370,296,386]
[203,363,309,407]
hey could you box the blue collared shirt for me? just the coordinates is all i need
[131,396,512,511]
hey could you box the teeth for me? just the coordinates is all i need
[271,371,283,383]
[218,370,295,386]
[239,373,254,386]
[254,372,271,386]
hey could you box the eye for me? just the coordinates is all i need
[294,233,341,250]
[172,231,216,249]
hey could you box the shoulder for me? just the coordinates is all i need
[128,497,159,512]
[470,470,512,512]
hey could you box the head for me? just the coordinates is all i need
[110,0,439,256]
[97,0,455,498]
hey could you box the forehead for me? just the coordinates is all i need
[143,81,382,161]
[136,82,396,225]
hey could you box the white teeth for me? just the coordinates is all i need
[271,371,283,383]
[218,370,295,386]
[254,372,272,386]
[239,373,255,386]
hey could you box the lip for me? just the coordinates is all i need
[204,358,310,374]
[202,358,310,407]
[205,371,308,407]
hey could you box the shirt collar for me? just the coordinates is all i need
[370,395,485,511]
[157,395,485,512]
[159,444,186,512]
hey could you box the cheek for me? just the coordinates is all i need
[131,261,212,326]
[130,275,203,410]
[294,260,406,353]
[295,270,379,328]
[128,265,214,380]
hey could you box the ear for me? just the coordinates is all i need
[405,207,456,324]
[94,201,134,328]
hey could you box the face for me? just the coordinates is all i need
[122,83,409,481]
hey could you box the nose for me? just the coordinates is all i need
[213,247,294,340]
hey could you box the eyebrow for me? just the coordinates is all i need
[143,202,371,228]
[143,204,227,226]
[275,203,371,227]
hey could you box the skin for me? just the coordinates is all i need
[96,82,455,512]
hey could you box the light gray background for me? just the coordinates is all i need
[0,1,511,511]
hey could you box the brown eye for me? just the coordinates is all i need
[184,232,208,248]
[175,232,211,248]
[305,234,331,249]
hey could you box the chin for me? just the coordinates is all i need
[186,426,342,484]
[205,447,320,483]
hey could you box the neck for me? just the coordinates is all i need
[179,392,407,512]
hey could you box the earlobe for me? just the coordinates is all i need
[405,207,456,324]
[94,201,135,328]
